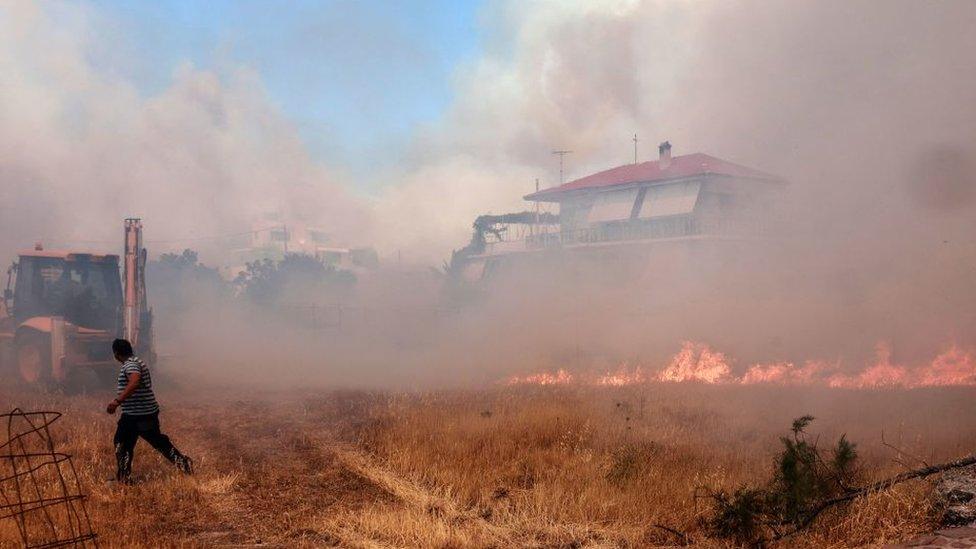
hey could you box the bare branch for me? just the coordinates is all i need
[776,452,976,540]
[881,429,930,469]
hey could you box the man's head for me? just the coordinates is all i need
[112,339,133,363]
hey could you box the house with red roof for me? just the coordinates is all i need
[451,142,785,283]
[520,141,785,249]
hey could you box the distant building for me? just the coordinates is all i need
[222,213,377,278]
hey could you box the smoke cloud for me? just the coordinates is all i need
[381,0,976,260]
[0,1,369,266]
[372,0,976,379]
[1,0,974,387]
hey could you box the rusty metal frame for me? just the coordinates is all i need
[0,409,97,548]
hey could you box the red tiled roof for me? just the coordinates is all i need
[525,153,782,201]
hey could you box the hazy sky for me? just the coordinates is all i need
[84,0,484,187]
[1,0,973,265]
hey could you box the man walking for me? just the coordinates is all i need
[106,338,192,482]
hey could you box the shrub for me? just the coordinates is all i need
[704,416,859,545]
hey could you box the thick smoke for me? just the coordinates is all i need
[1,0,974,387]
[0,1,369,267]
[372,0,976,380]
[380,0,976,260]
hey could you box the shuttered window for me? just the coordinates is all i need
[637,181,700,218]
[586,188,640,223]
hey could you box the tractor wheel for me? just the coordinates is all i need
[16,332,51,388]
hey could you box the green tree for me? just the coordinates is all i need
[705,416,860,545]
[233,253,356,307]
[147,249,228,316]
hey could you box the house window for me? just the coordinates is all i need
[637,181,701,218]
[586,188,640,224]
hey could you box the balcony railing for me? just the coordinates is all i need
[481,215,770,256]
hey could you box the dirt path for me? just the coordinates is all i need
[174,399,396,547]
[168,398,513,548]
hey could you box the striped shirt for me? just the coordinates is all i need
[116,356,159,416]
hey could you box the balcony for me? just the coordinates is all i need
[480,215,771,257]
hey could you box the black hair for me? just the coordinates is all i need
[112,338,134,358]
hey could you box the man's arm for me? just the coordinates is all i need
[106,371,141,414]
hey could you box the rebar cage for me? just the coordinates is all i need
[0,409,97,548]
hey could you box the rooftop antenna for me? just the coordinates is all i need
[633,133,639,164]
[552,150,572,184]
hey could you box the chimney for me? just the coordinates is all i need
[658,141,672,169]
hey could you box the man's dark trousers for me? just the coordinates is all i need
[113,412,184,481]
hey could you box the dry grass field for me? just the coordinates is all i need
[2,380,975,548]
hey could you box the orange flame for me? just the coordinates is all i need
[741,359,838,385]
[827,343,906,388]
[501,341,976,389]
[917,345,976,386]
[596,363,647,386]
[826,343,976,389]
[657,341,732,383]
[506,368,574,386]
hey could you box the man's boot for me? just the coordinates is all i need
[172,450,194,475]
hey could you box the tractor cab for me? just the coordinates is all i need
[7,250,123,332]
